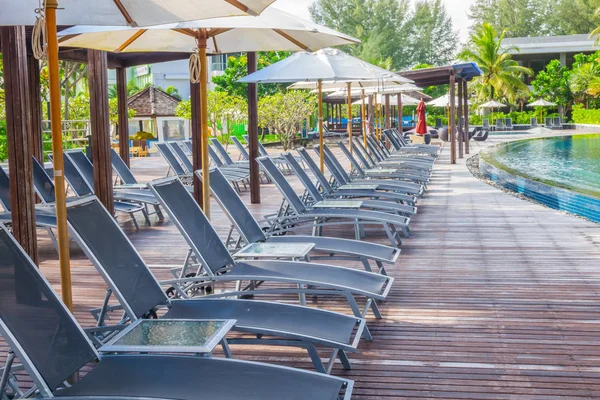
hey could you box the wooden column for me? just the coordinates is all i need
[27,55,43,162]
[397,93,403,132]
[116,67,130,167]
[463,79,470,155]
[457,78,464,159]
[247,52,260,204]
[1,26,38,262]
[367,95,373,134]
[384,94,391,129]
[190,80,203,206]
[449,72,456,164]
[87,50,114,214]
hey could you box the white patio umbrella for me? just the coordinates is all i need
[60,8,359,218]
[527,99,557,123]
[427,94,465,107]
[0,0,277,310]
[352,93,419,106]
[240,48,412,170]
[479,100,507,124]
[289,78,413,91]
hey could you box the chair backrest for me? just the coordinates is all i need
[482,119,490,129]
[244,135,270,157]
[530,117,538,127]
[281,152,324,202]
[206,168,266,244]
[156,143,187,176]
[554,117,561,126]
[209,138,235,165]
[0,226,98,394]
[313,145,350,186]
[351,141,374,169]
[255,157,308,214]
[208,145,225,167]
[496,119,503,128]
[296,148,335,194]
[505,118,513,127]
[545,117,553,126]
[0,166,11,211]
[181,140,192,155]
[353,139,377,166]
[66,197,168,318]
[365,137,384,162]
[110,148,138,185]
[65,150,97,190]
[32,157,57,204]
[168,142,193,172]
[231,136,250,160]
[149,177,235,275]
[383,130,401,151]
[62,153,93,196]
[336,141,366,177]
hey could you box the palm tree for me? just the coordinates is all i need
[459,23,532,102]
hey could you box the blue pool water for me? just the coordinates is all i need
[486,134,600,198]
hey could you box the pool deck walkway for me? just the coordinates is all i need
[3,133,600,399]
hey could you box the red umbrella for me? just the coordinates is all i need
[416,98,427,135]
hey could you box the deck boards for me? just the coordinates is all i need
[2,135,600,399]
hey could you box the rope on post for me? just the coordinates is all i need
[189,49,202,84]
[32,0,48,60]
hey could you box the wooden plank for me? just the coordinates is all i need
[116,67,130,167]
[1,26,38,263]
[87,49,114,214]
[190,80,203,205]
[27,55,43,162]
[247,52,260,204]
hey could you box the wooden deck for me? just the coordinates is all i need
[3,136,600,399]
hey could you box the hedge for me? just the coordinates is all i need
[571,104,600,125]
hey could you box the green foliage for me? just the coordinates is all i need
[571,103,600,124]
[165,86,182,100]
[310,0,457,69]
[531,60,573,110]
[108,98,137,125]
[0,120,7,162]
[212,52,291,100]
[469,0,600,37]
[0,53,4,121]
[459,23,533,102]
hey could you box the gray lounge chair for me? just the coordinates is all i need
[364,137,435,170]
[472,130,489,142]
[504,118,514,130]
[389,129,440,153]
[530,117,538,128]
[150,175,393,320]
[241,134,291,172]
[231,136,250,161]
[297,148,418,206]
[167,141,195,172]
[205,167,400,275]
[65,150,161,225]
[209,138,250,169]
[495,119,505,130]
[553,117,562,129]
[281,152,417,218]
[156,142,192,182]
[60,153,146,229]
[110,148,150,190]
[482,119,490,130]
[256,157,410,244]
[66,196,368,374]
[0,225,354,398]
[370,134,437,163]
[545,117,553,128]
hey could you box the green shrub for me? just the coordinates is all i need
[571,104,600,124]
[0,120,6,162]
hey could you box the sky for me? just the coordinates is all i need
[272,0,477,42]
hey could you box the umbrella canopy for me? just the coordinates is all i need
[239,48,409,83]
[1,0,275,26]
[352,94,419,106]
[427,94,465,107]
[527,99,557,107]
[59,7,359,53]
[479,100,506,108]
[289,78,413,91]
[325,83,421,98]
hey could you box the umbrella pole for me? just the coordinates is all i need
[361,89,367,148]
[195,36,211,218]
[318,79,324,172]
[347,82,352,155]
[47,0,73,310]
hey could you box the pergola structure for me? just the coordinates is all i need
[399,63,482,164]
[0,26,266,263]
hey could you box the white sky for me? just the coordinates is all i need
[272,0,477,42]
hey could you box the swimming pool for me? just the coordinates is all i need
[490,130,530,135]
[479,134,600,222]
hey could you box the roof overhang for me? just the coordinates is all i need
[398,63,482,87]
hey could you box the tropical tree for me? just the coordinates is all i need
[568,52,600,107]
[531,60,572,115]
[459,23,533,102]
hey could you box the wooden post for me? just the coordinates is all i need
[116,67,130,167]
[318,79,324,172]
[190,80,203,206]
[367,95,373,135]
[361,89,367,147]
[1,26,38,263]
[27,56,43,162]
[247,52,260,204]
[457,78,464,159]
[197,32,211,217]
[88,50,115,215]
[346,83,353,154]
[397,93,403,133]
[463,79,470,155]
[449,72,456,164]
[385,94,391,129]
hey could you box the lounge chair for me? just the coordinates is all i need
[168,141,195,172]
[553,117,562,129]
[366,136,436,168]
[504,118,514,130]
[282,152,416,218]
[545,117,553,128]
[472,130,489,142]
[381,131,439,158]
[435,118,443,129]
[58,153,147,229]
[256,157,410,244]
[156,142,192,182]
[495,119,505,131]
[530,117,538,128]
[110,148,151,190]
[231,136,250,161]
[482,119,490,130]
[205,167,400,275]
[317,145,425,198]
[0,224,354,397]
[241,134,291,172]
[209,138,251,169]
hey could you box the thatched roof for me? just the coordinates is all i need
[127,86,181,118]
